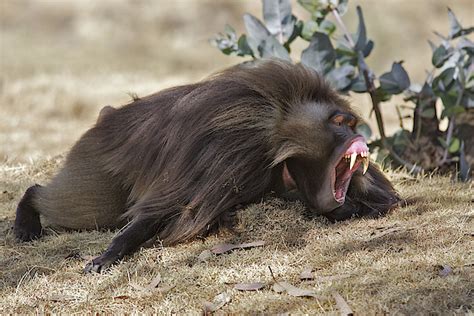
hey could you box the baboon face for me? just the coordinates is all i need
[276,100,369,214]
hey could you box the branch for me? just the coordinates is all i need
[440,84,464,165]
[331,8,423,175]
[331,9,355,47]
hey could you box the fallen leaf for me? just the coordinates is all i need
[300,268,315,280]
[300,268,351,283]
[437,264,453,277]
[203,292,232,314]
[211,240,265,254]
[366,225,414,241]
[238,240,266,248]
[272,281,319,298]
[234,282,265,291]
[46,295,77,302]
[316,274,352,282]
[64,251,81,260]
[147,273,162,290]
[332,291,353,316]
[198,250,213,262]
[130,273,174,295]
[130,283,147,291]
[80,255,95,261]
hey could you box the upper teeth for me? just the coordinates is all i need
[344,151,370,174]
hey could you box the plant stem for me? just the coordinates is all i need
[331,7,423,174]
[331,9,355,47]
[395,105,404,129]
[440,63,465,165]
[360,62,423,174]
[359,59,386,141]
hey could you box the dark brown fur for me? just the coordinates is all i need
[14,60,399,272]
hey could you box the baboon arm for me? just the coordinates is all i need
[84,216,158,273]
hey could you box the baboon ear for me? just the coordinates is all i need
[271,143,305,167]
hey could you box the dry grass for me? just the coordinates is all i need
[1,0,473,314]
[1,160,473,314]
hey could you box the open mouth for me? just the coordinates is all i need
[333,136,369,204]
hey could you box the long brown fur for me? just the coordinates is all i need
[15,59,400,271]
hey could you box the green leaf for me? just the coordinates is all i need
[285,19,303,49]
[224,24,236,39]
[301,32,336,75]
[243,14,272,57]
[335,40,357,65]
[319,20,336,36]
[362,40,374,57]
[237,35,253,57]
[260,37,291,60]
[211,24,241,55]
[354,6,368,52]
[458,38,474,55]
[442,105,465,118]
[437,137,448,149]
[374,87,392,103]
[301,20,319,40]
[297,0,326,14]
[459,142,471,182]
[428,40,437,52]
[336,0,349,15]
[263,0,295,43]
[439,86,461,113]
[421,108,436,119]
[432,44,452,68]
[379,62,411,94]
[326,64,356,91]
[356,123,372,140]
[448,137,460,153]
[451,105,466,115]
[243,14,290,61]
[447,8,462,39]
[446,7,473,39]
[460,88,474,108]
[392,129,411,148]
[432,67,456,94]
[350,72,367,93]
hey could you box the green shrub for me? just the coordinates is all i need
[211,0,473,181]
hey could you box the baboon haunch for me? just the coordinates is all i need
[14,60,400,272]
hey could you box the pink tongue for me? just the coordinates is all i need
[346,139,368,155]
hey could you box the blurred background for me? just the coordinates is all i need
[1,0,473,162]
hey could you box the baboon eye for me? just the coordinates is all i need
[332,114,345,126]
[347,117,357,128]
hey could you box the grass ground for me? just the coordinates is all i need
[1,1,473,314]
[0,161,473,314]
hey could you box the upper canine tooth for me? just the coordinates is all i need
[362,157,369,174]
[349,152,357,170]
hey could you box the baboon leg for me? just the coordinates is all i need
[84,217,159,273]
[14,185,43,241]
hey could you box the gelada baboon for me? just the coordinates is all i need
[14,59,400,272]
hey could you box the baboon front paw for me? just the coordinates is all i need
[83,253,119,273]
[14,220,42,242]
[14,227,41,242]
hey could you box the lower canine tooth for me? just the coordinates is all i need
[362,157,369,174]
[349,152,357,170]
